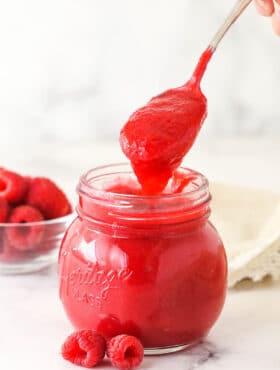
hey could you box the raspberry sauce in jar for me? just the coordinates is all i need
[59,164,227,354]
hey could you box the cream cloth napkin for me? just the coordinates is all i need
[210,183,280,288]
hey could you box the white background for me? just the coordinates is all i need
[0,0,279,147]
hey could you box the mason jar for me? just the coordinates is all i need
[59,164,227,354]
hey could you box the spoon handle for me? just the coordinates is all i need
[210,0,253,50]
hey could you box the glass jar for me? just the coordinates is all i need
[59,164,227,354]
[0,214,74,274]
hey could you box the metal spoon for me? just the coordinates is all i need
[210,0,253,50]
[192,0,253,84]
[120,0,253,194]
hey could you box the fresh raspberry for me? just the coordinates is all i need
[61,330,106,368]
[23,176,33,187]
[107,335,144,370]
[8,204,44,223]
[0,198,9,222]
[121,322,141,339]
[96,315,122,340]
[7,205,44,250]
[0,168,28,204]
[26,177,72,219]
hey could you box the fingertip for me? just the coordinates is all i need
[272,11,280,36]
[254,0,275,16]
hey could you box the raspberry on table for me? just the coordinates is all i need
[107,335,144,370]
[7,205,44,250]
[26,177,72,219]
[121,321,141,339]
[0,197,9,222]
[96,315,122,340]
[61,330,106,368]
[0,168,28,204]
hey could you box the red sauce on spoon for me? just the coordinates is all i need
[120,47,213,194]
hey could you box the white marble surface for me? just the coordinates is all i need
[0,138,280,369]
[1,267,279,370]
[0,0,280,144]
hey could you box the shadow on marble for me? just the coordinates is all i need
[94,357,155,369]
[145,340,225,370]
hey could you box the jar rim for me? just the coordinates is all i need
[77,163,210,233]
[78,163,209,201]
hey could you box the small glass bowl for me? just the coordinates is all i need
[0,213,75,274]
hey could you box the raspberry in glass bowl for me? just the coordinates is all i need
[0,168,74,274]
